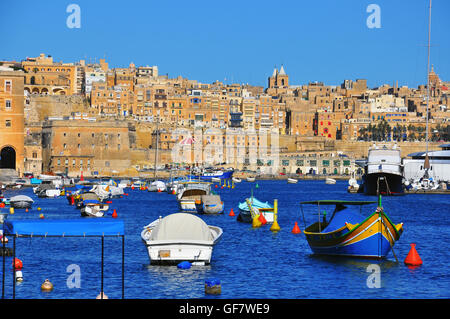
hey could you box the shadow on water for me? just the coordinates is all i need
[308,254,401,270]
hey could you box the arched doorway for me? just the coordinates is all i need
[0,146,16,169]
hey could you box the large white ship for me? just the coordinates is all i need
[403,143,450,183]
[360,144,405,195]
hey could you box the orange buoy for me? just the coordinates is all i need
[229,208,235,217]
[291,222,301,234]
[258,213,267,225]
[112,209,118,218]
[215,185,218,188]
[39,214,44,219]
[12,258,23,270]
[404,243,422,266]
[96,292,108,299]
[131,186,134,190]
[25,208,29,212]
[0,202,5,208]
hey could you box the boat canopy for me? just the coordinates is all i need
[150,213,213,241]
[321,205,365,233]
[4,219,124,236]
[9,195,34,203]
[300,200,376,205]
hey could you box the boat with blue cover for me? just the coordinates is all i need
[237,197,273,223]
[300,197,403,259]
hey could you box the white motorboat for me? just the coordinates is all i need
[358,144,404,195]
[177,181,211,212]
[80,201,109,217]
[232,177,242,183]
[287,178,298,184]
[141,213,223,265]
[325,178,336,185]
[246,177,255,182]
[147,180,166,192]
[90,184,112,200]
[118,180,131,188]
[9,195,34,209]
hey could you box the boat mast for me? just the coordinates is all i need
[424,0,432,175]
[154,116,159,179]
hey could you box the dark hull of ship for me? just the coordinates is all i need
[363,173,404,196]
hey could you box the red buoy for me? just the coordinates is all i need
[112,209,118,218]
[404,243,422,266]
[259,213,267,225]
[229,208,235,217]
[12,258,23,270]
[291,222,301,234]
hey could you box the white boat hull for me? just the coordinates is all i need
[179,200,197,212]
[145,243,214,265]
[287,178,298,184]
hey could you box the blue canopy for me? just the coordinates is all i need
[3,219,124,236]
[322,205,365,233]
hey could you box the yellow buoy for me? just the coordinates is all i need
[41,279,53,292]
[9,207,14,214]
[37,207,42,211]
[252,215,262,228]
[270,199,281,232]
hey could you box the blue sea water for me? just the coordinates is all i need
[1,180,449,299]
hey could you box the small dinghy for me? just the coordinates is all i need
[9,195,34,209]
[80,200,109,217]
[325,178,336,185]
[287,178,298,184]
[195,195,224,214]
[246,177,255,182]
[141,213,223,265]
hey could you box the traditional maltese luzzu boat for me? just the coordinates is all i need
[301,197,403,259]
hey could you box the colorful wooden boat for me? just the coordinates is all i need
[301,198,403,259]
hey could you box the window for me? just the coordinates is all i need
[72,159,76,166]
[5,120,11,127]
[63,144,67,149]
[5,80,12,92]
[32,152,37,159]
[5,100,11,109]
[57,159,61,165]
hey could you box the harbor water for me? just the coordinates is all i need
[1,180,449,299]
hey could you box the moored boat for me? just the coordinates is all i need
[287,178,298,184]
[80,201,109,217]
[9,195,34,209]
[300,198,403,259]
[237,197,273,223]
[177,181,211,212]
[359,144,404,195]
[195,195,224,214]
[140,213,223,265]
[325,178,336,185]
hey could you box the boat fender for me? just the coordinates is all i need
[177,261,192,269]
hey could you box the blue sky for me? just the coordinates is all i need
[1,0,448,89]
